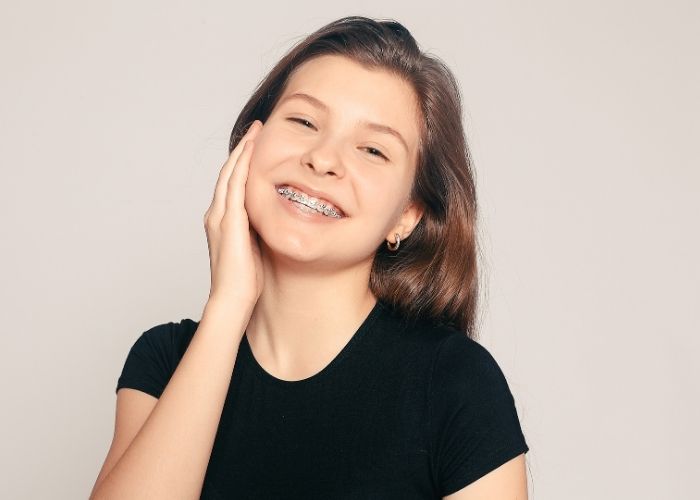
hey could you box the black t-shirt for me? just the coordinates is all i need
[116,299,529,499]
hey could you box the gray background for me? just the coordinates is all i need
[1,1,697,499]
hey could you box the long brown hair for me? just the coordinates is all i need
[230,16,482,339]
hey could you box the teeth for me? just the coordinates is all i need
[276,186,344,218]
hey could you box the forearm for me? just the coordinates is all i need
[91,300,252,500]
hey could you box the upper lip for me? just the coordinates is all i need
[276,181,347,217]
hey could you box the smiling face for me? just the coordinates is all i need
[245,54,423,270]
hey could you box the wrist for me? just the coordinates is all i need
[203,296,256,328]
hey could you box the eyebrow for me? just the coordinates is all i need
[278,92,410,154]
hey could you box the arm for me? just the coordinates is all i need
[90,299,252,500]
[443,453,528,500]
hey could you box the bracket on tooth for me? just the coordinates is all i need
[277,186,343,218]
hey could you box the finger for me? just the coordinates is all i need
[210,120,260,211]
[225,138,255,213]
[208,120,261,220]
[224,120,261,179]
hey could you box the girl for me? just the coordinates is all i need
[91,16,529,500]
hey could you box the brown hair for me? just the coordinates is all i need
[229,16,483,340]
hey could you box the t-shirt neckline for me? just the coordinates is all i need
[240,299,387,387]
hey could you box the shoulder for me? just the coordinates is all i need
[429,328,515,406]
[116,318,199,398]
[391,313,505,384]
[130,318,199,356]
[377,306,500,383]
[429,328,515,416]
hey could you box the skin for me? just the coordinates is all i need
[242,54,424,381]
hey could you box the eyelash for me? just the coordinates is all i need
[287,117,389,161]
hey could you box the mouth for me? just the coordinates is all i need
[274,184,347,219]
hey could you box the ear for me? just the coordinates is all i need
[385,201,424,244]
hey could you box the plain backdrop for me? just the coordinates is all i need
[1,1,697,499]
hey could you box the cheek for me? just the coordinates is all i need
[246,133,288,181]
[247,138,265,174]
[245,140,276,191]
[244,168,269,210]
[243,176,271,240]
[357,174,402,215]
[243,154,269,218]
[380,189,413,234]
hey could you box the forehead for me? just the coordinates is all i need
[279,55,421,154]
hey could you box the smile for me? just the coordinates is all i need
[276,185,345,219]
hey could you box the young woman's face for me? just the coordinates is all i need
[245,54,423,269]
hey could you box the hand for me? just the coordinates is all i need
[203,120,264,310]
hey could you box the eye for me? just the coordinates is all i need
[363,146,389,161]
[287,117,389,161]
[287,117,316,129]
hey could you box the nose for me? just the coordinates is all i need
[301,139,345,178]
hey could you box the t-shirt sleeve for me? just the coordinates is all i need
[115,321,181,399]
[429,332,529,496]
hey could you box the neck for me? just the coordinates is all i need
[244,245,378,377]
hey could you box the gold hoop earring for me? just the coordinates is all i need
[387,233,401,251]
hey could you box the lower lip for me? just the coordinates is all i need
[275,187,346,222]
